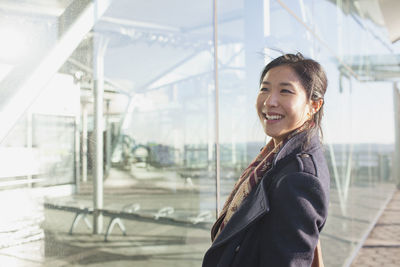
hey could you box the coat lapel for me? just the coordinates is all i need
[210,172,272,249]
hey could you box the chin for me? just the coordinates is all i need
[264,128,278,137]
[266,130,287,141]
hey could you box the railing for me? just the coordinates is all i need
[0,147,42,189]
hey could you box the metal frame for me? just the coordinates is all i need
[393,82,400,188]
[213,0,221,216]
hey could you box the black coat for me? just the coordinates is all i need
[202,131,330,267]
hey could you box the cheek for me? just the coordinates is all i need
[287,100,309,119]
[256,95,264,112]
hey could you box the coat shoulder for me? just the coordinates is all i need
[273,144,330,201]
[274,131,329,183]
[296,152,318,176]
[299,146,330,184]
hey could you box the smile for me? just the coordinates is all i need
[265,114,284,120]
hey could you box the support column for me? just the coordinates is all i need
[74,92,81,193]
[105,99,111,177]
[27,110,33,188]
[81,102,88,183]
[393,82,400,188]
[93,35,109,234]
[213,0,221,216]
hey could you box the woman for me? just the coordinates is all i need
[202,53,330,267]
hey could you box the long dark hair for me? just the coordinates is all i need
[260,52,328,142]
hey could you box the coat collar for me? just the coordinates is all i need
[273,130,320,167]
[209,131,321,249]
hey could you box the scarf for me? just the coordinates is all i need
[212,121,312,241]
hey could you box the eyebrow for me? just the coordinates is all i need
[261,81,294,87]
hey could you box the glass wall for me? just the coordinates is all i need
[217,1,397,266]
[86,1,217,265]
[0,0,398,266]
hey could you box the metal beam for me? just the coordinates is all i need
[0,0,113,144]
[67,57,130,96]
[137,51,201,93]
[100,16,180,33]
[327,141,347,215]
[82,102,88,183]
[213,0,221,217]
[74,96,81,193]
[105,99,111,176]
[393,82,400,188]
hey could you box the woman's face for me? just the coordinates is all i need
[256,65,312,144]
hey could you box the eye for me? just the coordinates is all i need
[281,89,293,94]
[260,87,269,92]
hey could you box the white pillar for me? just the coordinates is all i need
[93,35,109,234]
[27,110,33,188]
[105,100,111,176]
[213,0,221,216]
[393,82,400,188]
[82,102,88,183]
[74,95,81,193]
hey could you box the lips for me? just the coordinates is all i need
[263,112,284,121]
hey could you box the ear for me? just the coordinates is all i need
[310,99,323,114]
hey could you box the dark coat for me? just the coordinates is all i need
[202,131,330,267]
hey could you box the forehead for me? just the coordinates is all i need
[262,65,302,84]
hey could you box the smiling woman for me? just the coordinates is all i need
[203,53,330,267]
[258,66,312,144]
[257,54,326,146]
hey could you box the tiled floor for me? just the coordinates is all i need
[350,189,400,267]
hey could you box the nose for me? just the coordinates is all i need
[264,92,278,107]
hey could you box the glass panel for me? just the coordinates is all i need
[32,114,75,186]
[0,0,83,142]
[218,1,397,267]
[44,1,216,266]
[0,0,81,259]
[311,2,397,265]
[217,0,267,207]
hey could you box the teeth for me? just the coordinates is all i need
[266,114,283,120]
